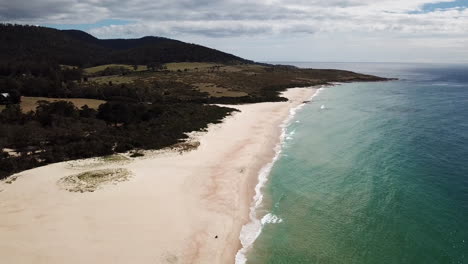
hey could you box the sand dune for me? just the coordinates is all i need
[0,87,316,264]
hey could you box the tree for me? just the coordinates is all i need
[0,104,23,122]
[35,101,79,126]
[62,68,83,81]
[8,90,21,104]
[79,105,97,118]
[146,62,163,72]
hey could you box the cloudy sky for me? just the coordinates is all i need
[2,0,468,62]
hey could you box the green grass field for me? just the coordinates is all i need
[84,64,147,74]
[164,62,219,71]
[164,62,267,73]
[194,83,247,97]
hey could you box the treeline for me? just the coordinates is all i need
[0,101,236,179]
[0,61,84,98]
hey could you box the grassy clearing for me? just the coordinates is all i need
[88,75,138,84]
[164,62,218,71]
[58,168,131,192]
[18,97,106,112]
[84,64,147,74]
[164,62,267,74]
[194,83,247,97]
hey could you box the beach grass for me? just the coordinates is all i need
[58,168,131,192]
[99,154,131,162]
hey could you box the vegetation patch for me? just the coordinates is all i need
[59,65,77,70]
[84,64,147,74]
[66,154,131,170]
[99,154,131,162]
[88,75,138,85]
[171,141,201,154]
[164,62,218,72]
[58,168,131,193]
[129,151,145,158]
[194,83,247,97]
[3,175,18,184]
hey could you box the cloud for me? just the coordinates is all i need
[0,0,109,22]
[2,0,467,37]
[87,20,322,38]
[85,4,468,39]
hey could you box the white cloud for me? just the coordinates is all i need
[87,6,468,38]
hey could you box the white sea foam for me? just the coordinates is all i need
[235,86,326,264]
[261,213,283,224]
[286,130,295,140]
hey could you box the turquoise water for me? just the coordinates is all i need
[244,63,468,264]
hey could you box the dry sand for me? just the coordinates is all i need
[0,87,316,264]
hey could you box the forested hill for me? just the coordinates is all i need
[0,24,251,66]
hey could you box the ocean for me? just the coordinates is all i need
[238,63,468,264]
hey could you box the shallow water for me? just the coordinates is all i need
[244,63,468,264]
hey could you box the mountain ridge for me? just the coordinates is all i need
[0,24,252,66]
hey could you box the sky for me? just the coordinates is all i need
[1,0,468,63]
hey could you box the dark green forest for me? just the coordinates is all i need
[0,24,250,66]
[0,101,235,179]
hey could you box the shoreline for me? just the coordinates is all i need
[0,87,316,264]
[235,86,323,264]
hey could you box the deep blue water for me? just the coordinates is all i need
[245,63,468,264]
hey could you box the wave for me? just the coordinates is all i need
[261,213,283,224]
[235,86,325,264]
[431,82,467,87]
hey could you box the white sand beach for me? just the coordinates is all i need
[0,87,316,264]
